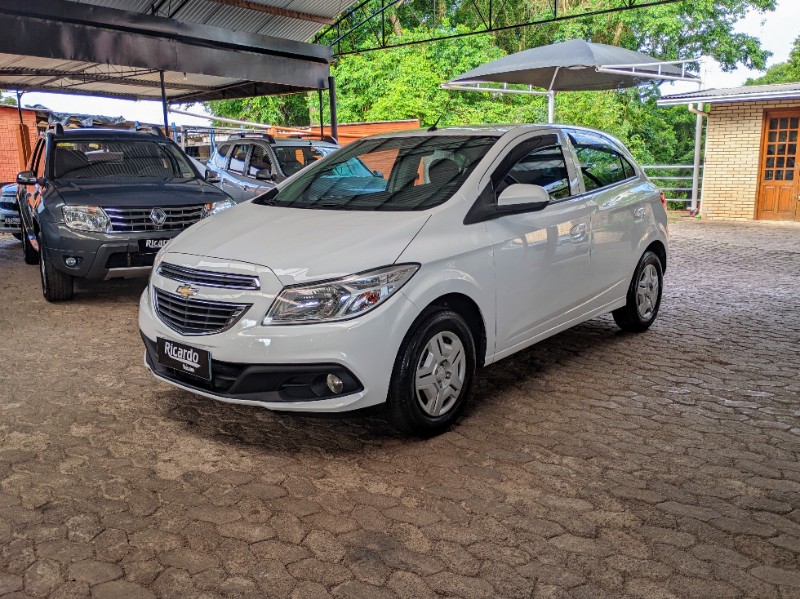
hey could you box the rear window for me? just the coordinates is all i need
[53,140,196,181]
[256,136,497,212]
[273,144,335,176]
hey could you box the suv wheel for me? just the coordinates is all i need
[39,237,74,302]
[612,250,663,333]
[388,309,476,437]
[21,222,39,265]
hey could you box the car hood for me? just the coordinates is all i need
[53,179,227,206]
[166,202,431,285]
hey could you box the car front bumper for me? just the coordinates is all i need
[0,206,21,234]
[138,282,420,413]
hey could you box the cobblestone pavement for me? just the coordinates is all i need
[1,219,799,599]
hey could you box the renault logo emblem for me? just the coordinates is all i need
[150,207,167,228]
[176,284,198,299]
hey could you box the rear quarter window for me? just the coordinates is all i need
[569,131,636,192]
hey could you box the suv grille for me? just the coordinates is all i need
[0,201,17,211]
[105,205,204,232]
[158,262,260,290]
[154,288,250,335]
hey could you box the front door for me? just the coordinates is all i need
[758,111,800,221]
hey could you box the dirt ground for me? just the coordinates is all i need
[0,218,799,599]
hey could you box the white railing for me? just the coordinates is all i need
[642,164,703,208]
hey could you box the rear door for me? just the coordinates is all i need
[242,143,277,199]
[220,143,251,202]
[567,130,650,303]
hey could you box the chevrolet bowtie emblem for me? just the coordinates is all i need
[176,284,198,299]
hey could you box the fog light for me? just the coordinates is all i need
[65,256,78,267]
[326,374,344,394]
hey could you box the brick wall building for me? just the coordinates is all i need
[660,83,800,222]
[0,104,39,185]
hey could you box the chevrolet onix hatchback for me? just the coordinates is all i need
[140,125,668,435]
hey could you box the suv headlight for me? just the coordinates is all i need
[263,264,419,325]
[62,206,111,232]
[202,199,235,217]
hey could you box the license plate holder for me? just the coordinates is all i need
[4,216,20,226]
[157,337,212,381]
[139,238,171,254]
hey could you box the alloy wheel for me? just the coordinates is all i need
[636,263,659,320]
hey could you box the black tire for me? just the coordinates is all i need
[612,250,663,333]
[39,237,74,302]
[388,309,476,437]
[21,222,39,265]
[12,232,22,241]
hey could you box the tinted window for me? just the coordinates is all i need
[255,136,497,211]
[569,131,635,192]
[248,145,272,177]
[501,145,571,200]
[274,145,333,176]
[53,140,195,181]
[229,144,249,174]
[32,140,45,178]
[213,144,230,168]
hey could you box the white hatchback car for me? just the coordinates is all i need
[139,125,667,436]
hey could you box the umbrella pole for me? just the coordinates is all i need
[547,91,555,124]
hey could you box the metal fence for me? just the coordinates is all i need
[642,165,702,208]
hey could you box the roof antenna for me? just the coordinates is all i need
[428,94,454,132]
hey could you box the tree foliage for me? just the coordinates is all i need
[206,0,776,164]
[746,36,800,85]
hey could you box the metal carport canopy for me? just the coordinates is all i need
[0,0,345,102]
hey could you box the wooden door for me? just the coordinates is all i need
[758,111,800,221]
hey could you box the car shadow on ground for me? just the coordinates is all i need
[158,316,637,452]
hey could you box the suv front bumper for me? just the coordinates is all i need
[42,221,185,280]
[0,204,21,234]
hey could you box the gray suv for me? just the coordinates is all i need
[206,133,338,201]
[0,184,21,239]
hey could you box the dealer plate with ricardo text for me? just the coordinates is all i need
[157,337,211,381]
[139,238,171,254]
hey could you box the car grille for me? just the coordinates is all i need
[158,262,260,290]
[0,201,17,211]
[154,288,250,335]
[105,252,156,269]
[105,205,204,233]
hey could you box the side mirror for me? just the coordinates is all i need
[16,171,37,185]
[204,170,221,184]
[497,184,550,212]
[255,168,274,181]
[372,170,384,178]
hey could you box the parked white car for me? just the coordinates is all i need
[139,125,667,435]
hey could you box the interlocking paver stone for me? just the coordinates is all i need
[1,219,799,598]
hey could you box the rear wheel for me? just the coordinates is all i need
[612,250,663,333]
[388,309,476,437]
[39,237,74,302]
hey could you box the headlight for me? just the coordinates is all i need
[62,206,111,232]
[263,264,419,325]
[202,199,235,217]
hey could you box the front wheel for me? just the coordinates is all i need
[612,250,663,333]
[388,309,476,437]
[39,237,74,302]
[21,222,39,265]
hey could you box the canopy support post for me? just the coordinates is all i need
[159,70,169,136]
[328,76,338,142]
[688,101,708,213]
[547,90,555,124]
[318,89,324,139]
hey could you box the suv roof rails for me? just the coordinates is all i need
[322,135,338,145]
[228,132,276,144]
[136,125,167,137]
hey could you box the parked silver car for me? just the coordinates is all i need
[205,133,339,202]
[0,184,21,240]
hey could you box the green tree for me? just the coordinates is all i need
[746,36,800,85]
[0,91,17,106]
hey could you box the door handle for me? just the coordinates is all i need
[570,222,587,242]
[633,206,647,221]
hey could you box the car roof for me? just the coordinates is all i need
[364,123,615,139]
[51,128,169,140]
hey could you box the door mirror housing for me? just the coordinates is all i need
[16,170,37,185]
[204,169,221,184]
[497,184,550,212]
[255,168,274,181]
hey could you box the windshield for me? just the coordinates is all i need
[273,144,336,176]
[53,140,196,182]
[256,135,497,211]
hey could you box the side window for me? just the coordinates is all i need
[569,131,636,192]
[228,144,249,174]
[248,145,272,177]
[503,145,571,200]
[32,141,45,178]
[213,144,230,169]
